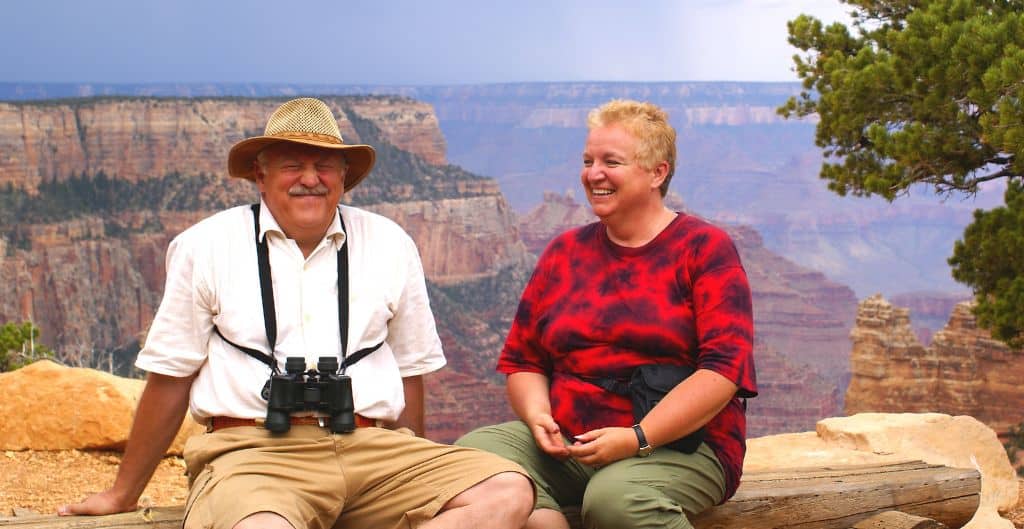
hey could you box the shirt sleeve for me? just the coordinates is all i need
[134,230,215,377]
[690,228,757,398]
[386,232,446,377]
[497,240,557,376]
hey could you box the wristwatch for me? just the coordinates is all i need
[632,424,653,457]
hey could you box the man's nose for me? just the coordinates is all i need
[299,163,319,185]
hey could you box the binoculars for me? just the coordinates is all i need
[264,356,355,434]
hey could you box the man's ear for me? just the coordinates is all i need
[253,160,267,192]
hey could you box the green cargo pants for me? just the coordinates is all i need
[456,421,725,529]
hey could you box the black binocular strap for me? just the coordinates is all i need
[212,204,382,374]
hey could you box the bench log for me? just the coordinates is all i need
[0,461,980,529]
[693,461,979,529]
[850,510,949,529]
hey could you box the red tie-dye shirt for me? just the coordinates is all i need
[497,213,757,501]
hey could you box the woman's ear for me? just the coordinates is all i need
[650,160,670,190]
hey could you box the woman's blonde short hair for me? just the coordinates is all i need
[586,99,676,196]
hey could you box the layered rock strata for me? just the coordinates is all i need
[845,295,1024,434]
[0,97,446,193]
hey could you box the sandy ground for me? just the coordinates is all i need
[0,450,188,516]
[2,449,1024,526]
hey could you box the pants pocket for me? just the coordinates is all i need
[183,465,214,529]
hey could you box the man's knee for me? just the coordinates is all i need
[450,471,535,515]
[232,511,295,529]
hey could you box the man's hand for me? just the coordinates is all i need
[58,489,137,516]
[566,426,637,467]
[527,413,570,459]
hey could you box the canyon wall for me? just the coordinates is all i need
[0,97,446,193]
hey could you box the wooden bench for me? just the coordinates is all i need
[0,461,980,529]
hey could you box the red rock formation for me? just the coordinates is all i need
[425,370,514,443]
[747,340,841,437]
[0,97,447,193]
[845,295,1024,434]
[370,195,530,284]
[890,291,971,345]
[346,96,447,166]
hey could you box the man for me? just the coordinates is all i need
[59,97,534,529]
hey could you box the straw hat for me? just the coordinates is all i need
[227,98,376,191]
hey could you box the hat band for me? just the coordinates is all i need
[270,131,344,145]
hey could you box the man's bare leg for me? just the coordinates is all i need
[422,471,533,529]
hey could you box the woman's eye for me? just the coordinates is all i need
[583,159,593,167]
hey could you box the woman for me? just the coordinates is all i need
[457,99,757,529]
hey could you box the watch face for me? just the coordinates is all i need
[638,444,654,457]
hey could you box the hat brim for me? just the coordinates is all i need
[227,136,376,192]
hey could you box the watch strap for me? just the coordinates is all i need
[632,424,652,455]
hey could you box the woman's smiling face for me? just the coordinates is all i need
[581,124,664,222]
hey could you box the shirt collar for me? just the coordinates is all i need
[257,200,346,251]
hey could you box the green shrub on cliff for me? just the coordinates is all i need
[0,321,53,372]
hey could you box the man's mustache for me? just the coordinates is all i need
[288,184,330,196]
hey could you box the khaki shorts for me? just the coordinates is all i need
[182,425,528,529]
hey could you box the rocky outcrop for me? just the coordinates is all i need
[0,97,447,193]
[845,296,1024,434]
[890,290,972,344]
[747,413,1017,528]
[345,96,447,166]
[0,360,202,454]
[425,370,514,443]
[370,195,531,284]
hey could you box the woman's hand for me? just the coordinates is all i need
[527,413,571,459]
[566,426,637,467]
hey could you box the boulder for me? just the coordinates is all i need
[746,412,1017,529]
[0,360,202,454]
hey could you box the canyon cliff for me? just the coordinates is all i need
[845,295,1024,435]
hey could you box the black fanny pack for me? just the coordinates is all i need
[587,364,705,454]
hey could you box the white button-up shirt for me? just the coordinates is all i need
[136,202,445,422]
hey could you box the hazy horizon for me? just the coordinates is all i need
[1,1,851,85]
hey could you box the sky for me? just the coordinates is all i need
[0,0,852,85]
